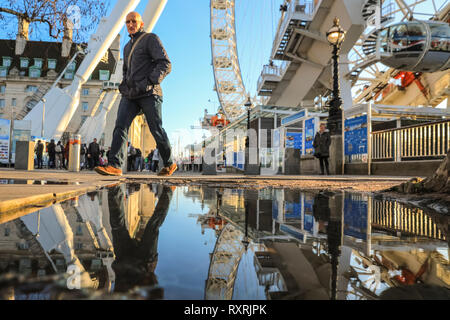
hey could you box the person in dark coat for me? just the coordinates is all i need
[64,141,70,169]
[47,139,56,169]
[55,141,64,169]
[313,123,331,175]
[35,140,44,169]
[88,138,100,170]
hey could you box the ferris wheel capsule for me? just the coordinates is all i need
[376,20,450,73]
[212,0,233,10]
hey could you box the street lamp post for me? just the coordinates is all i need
[245,97,252,151]
[41,97,46,138]
[326,18,346,136]
[244,97,260,175]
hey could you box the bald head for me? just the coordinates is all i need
[126,11,144,35]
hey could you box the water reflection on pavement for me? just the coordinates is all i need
[0,184,448,300]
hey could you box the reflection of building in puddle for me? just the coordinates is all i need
[205,188,449,300]
[124,184,156,239]
[0,184,159,298]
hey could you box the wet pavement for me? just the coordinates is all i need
[0,178,79,185]
[0,183,448,300]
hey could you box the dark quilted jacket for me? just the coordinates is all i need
[119,31,171,99]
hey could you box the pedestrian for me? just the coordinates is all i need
[151,148,159,173]
[64,141,70,169]
[94,11,176,177]
[127,142,136,171]
[145,149,154,171]
[47,139,56,169]
[80,143,87,170]
[35,140,44,169]
[134,147,143,171]
[88,138,100,170]
[313,123,331,175]
[55,141,64,169]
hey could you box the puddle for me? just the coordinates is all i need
[0,184,448,300]
[0,179,79,185]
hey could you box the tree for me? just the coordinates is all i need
[0,0,109,42]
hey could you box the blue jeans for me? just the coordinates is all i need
[108,95,173,169]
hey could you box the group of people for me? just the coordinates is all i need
[80,138,109,170]
[34,139,68,169]
[127,142,160,173]
[34,138,109,171]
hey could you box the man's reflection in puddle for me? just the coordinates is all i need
[107,184,173,297]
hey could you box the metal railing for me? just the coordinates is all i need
[372,199,446,241]
[272,0,317,58]
[256,61,290,92]
[372,120,450,161]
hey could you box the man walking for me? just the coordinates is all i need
[95,11,176,177]
[313,123,331,175]
[88,138,100,170]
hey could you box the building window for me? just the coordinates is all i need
[4,227,10,236]
[0,99,5,108]
[26,85,38,92]
[75,242,83,250]
[82,101,89,111]
[29,67,41,78]
[67,61,76,71]
[2,57,11,67]
[20,58,29,68]
[48,59,57,69]
[82,88,89,96]
[0,85,5,93]
[11,98,16,106]
[99,70,110,81]
[0,67,7,77]
[34,58,43,68]
[64,72,74,80]
[18,242,29,250]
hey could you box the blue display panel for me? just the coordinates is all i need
[344,115,368,156]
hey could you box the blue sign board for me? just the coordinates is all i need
[285,132,302,150]
[344,115,368,156]
[304,118,316,155]
[343,197,368,240]
[284,201,302,219]
[281,109,306,125]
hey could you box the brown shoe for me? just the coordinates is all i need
[94,165,122,176]
[157,163,177,177]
